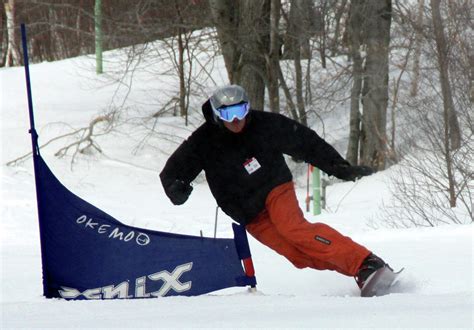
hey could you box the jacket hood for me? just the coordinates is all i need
[202,99,215,124]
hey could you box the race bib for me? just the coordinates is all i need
[243,157,261,175]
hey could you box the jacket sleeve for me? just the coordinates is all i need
[271,113,350,176]
[159,130,203,200]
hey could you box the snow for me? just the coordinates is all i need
[1,48,473,329]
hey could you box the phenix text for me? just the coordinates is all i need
[59,262,193,299]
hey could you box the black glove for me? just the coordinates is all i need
[332,163,374,181]
[167,180,193,205]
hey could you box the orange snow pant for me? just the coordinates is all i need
[246,181,371,276]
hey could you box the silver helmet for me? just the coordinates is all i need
[210,85,250,114]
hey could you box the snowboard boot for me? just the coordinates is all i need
[355,254,389,289]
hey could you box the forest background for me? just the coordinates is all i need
[2,0,472,227]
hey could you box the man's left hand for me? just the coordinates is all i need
[333,164,375,181]
[348,165,375,181]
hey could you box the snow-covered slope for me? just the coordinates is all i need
[1,51,472,328]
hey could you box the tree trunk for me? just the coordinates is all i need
[470,52,474,103]
[267,0,281,113]
[175,2,188,122]
[238,0,270,110]
[347,53,363,165]
[299,0,316,60]
[430,0,461,150]
[318,1,327,68]
[208,0,240,83]
[4,0,20,67]
[410,0,424,97]
[177,30,186,119]
[346,0,364,165]
[294,43,307,126]
[360,0,392,170]
[278,64,299,120]
[209,0,269,110]
[284,0,310,125]
[282,0,314,60]
[1,5,6,66]
[331,0,348,56]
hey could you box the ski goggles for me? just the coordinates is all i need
[214,102,250,122]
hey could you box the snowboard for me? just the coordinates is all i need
[360,266,404,297]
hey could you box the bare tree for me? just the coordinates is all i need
[410,0,424,97]
[470,52,474,103]
[317,0,327,68]
[173,1,191,122]
[266,0,281,113]
[208,0,240,83]
[330,0,348,56]
[4,0,20,67]
[345,0,392,169]
[290,0,307,125]
[430,0,461,151]
[381,102,473,227]
[1,6,6,66]
[209,0,270,110]
[378,0,473,228]
[359,0,392,170]
[280,0,320,125]
[345,0,364,165]
[1,0,211,67]
[238,0,270,110]
[282,0,316,61]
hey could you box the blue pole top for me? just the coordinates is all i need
[20,23,40,156]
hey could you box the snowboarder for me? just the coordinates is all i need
[160,85,395,295]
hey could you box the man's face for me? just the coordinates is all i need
[223,118,246,133]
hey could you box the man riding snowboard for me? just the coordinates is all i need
[160,85,397,296]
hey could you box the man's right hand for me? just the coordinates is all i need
[168,180,193,205]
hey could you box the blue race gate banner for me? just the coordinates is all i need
[35,155,255,300]
[20,23,256,300]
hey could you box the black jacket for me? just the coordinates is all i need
[160,100,350,225]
